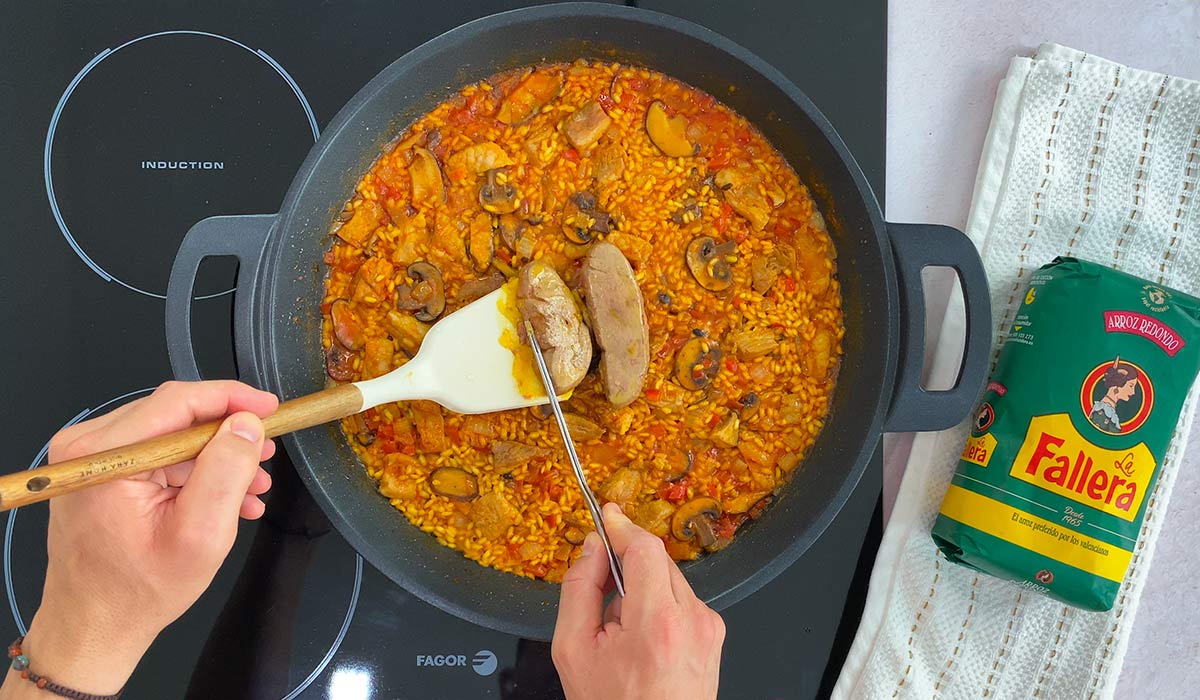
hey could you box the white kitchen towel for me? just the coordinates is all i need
[834,44,1200,700]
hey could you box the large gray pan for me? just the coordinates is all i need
[166,2,990,641]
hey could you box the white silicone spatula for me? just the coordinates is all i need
[0,285,546,511]
[355,285,543,414]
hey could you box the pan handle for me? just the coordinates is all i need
[165,214,277,382]
[884,222,991,432]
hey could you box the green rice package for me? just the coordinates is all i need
[932,257,1200,610]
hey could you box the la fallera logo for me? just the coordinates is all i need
[1011,414,1154,522]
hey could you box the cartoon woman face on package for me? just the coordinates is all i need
[1088,356,1140,433]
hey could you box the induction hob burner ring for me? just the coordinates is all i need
[4,387,154,633]
[282,554,363,700]
[43,30,320,301]
[4,388,363,700]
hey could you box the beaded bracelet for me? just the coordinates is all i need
[7,637,123,700]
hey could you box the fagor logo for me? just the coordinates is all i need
[414,650,497,677]
[472,650,498,676]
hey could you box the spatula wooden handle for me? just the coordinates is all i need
[0,384,364,512]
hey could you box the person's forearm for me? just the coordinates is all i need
[0,603,155,699]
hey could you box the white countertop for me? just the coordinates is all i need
[883,0,1200,695]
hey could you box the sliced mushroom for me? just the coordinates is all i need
[457,271,507,304]
[561,203,592,244]
[561,191,610,244]
[479,169,519,214]
[330,299,365,351]
[738,392,761,419]
[491,440,551,471]
[685,236,736,292]
[671,497,722,547]
[710,412,740,448]
[646,101,697,157]
[395,261,446,322]
[408,147,445,205]
[429,467,479,501]
[590,212,611,234]
[664,447,694,483]
[350,413,375,446]
[466,212,495,272]
[448,141,515,175]
[671,198,703,225]
[497,214,527,252]
[674,337,722,391]
[498,69,565,125]
[424,127,442,151]
[580,242,651,408]
[564,101,612,149]
[529,404,554,421]
[325,340,356,382]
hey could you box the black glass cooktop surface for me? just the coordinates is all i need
[0,2,885,698]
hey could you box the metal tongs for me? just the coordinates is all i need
[524,321,626,597]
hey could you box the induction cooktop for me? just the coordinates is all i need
[0,2,885,697]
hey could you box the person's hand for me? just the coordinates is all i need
[552,502,725,700]
[1,380,278,698]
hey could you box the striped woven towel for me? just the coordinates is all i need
[834,43,1200,700]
